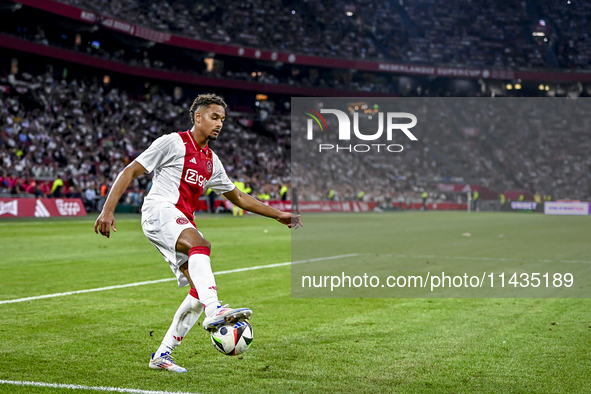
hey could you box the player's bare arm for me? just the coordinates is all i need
[223,187,303,229]
[94,161,147,238]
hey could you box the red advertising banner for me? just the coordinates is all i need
[435,183,498,200]
[293,201,378,213]
[501,190,534,201]
[391,202,467,210]
[0,198,87,218]
[222,200,377,213]
[221,200,469,212]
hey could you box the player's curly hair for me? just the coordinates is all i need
[189,93,227,124]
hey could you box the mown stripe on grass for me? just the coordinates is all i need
[0,254,360,305]
[0,379,203,394]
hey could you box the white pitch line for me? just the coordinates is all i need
[0,278,176,305]
[372,253,591,264]
[0,254,360,305]
[0,379,203,394]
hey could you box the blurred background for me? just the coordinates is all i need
[0,0,589,215]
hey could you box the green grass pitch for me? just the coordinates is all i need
[0,211,590,393]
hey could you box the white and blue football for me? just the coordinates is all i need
[210,321,253,356]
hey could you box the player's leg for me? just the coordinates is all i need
[176,228,219,314]
[142,206,203,372]
[176,228,252,331]
[150,284,203,373]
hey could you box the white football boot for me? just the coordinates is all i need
[202,305,252,331]
[149,352,187,373]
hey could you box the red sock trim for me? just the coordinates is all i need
[189,246,210,257]
[189,287,199,299]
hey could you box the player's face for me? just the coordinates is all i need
[197,104,226,141]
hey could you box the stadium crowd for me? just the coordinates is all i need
[0,69,290,211]
[5,0,590,99]
[446,99,591,200]
[1,67,589,211]
[53,0,591,70]
[292,98,591,204]
[540,0,591,69]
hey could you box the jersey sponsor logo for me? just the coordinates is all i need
[176,217,190,225]
[190,157,197,164]
[184,168,207,187]
[208,286,217,291]
[206,161,213,174]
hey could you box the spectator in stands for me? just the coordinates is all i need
[40,181,52,198]
[10,176,24,195]
[51,0,590,69]
[0,171,8,191]
[50,174,64,198]
[24,178,37,194]
[84,184,98,212]
[3,63,590,210]
[421,191,428,210]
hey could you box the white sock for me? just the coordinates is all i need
[155,289,203,357]
[188,247,221,316]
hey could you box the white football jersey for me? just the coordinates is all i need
[135,129,235,222]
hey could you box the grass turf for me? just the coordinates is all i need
[0,212,590,393]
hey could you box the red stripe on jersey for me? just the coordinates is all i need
[175,130,214,222]
[189,287,199,299]
[189,246,211,257]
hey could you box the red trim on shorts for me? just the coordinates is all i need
[189,246,210,257]
[189,287,199,299]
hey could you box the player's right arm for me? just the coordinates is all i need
[94,161,147,238]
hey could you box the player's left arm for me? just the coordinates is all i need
[223,188,303,229]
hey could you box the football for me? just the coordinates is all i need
[210,321,253,356]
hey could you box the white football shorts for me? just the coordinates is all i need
[141,202,202,287]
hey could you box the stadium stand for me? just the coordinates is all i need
[1,0,590,211]
[0,67,290,210]
[50,0,591,69]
